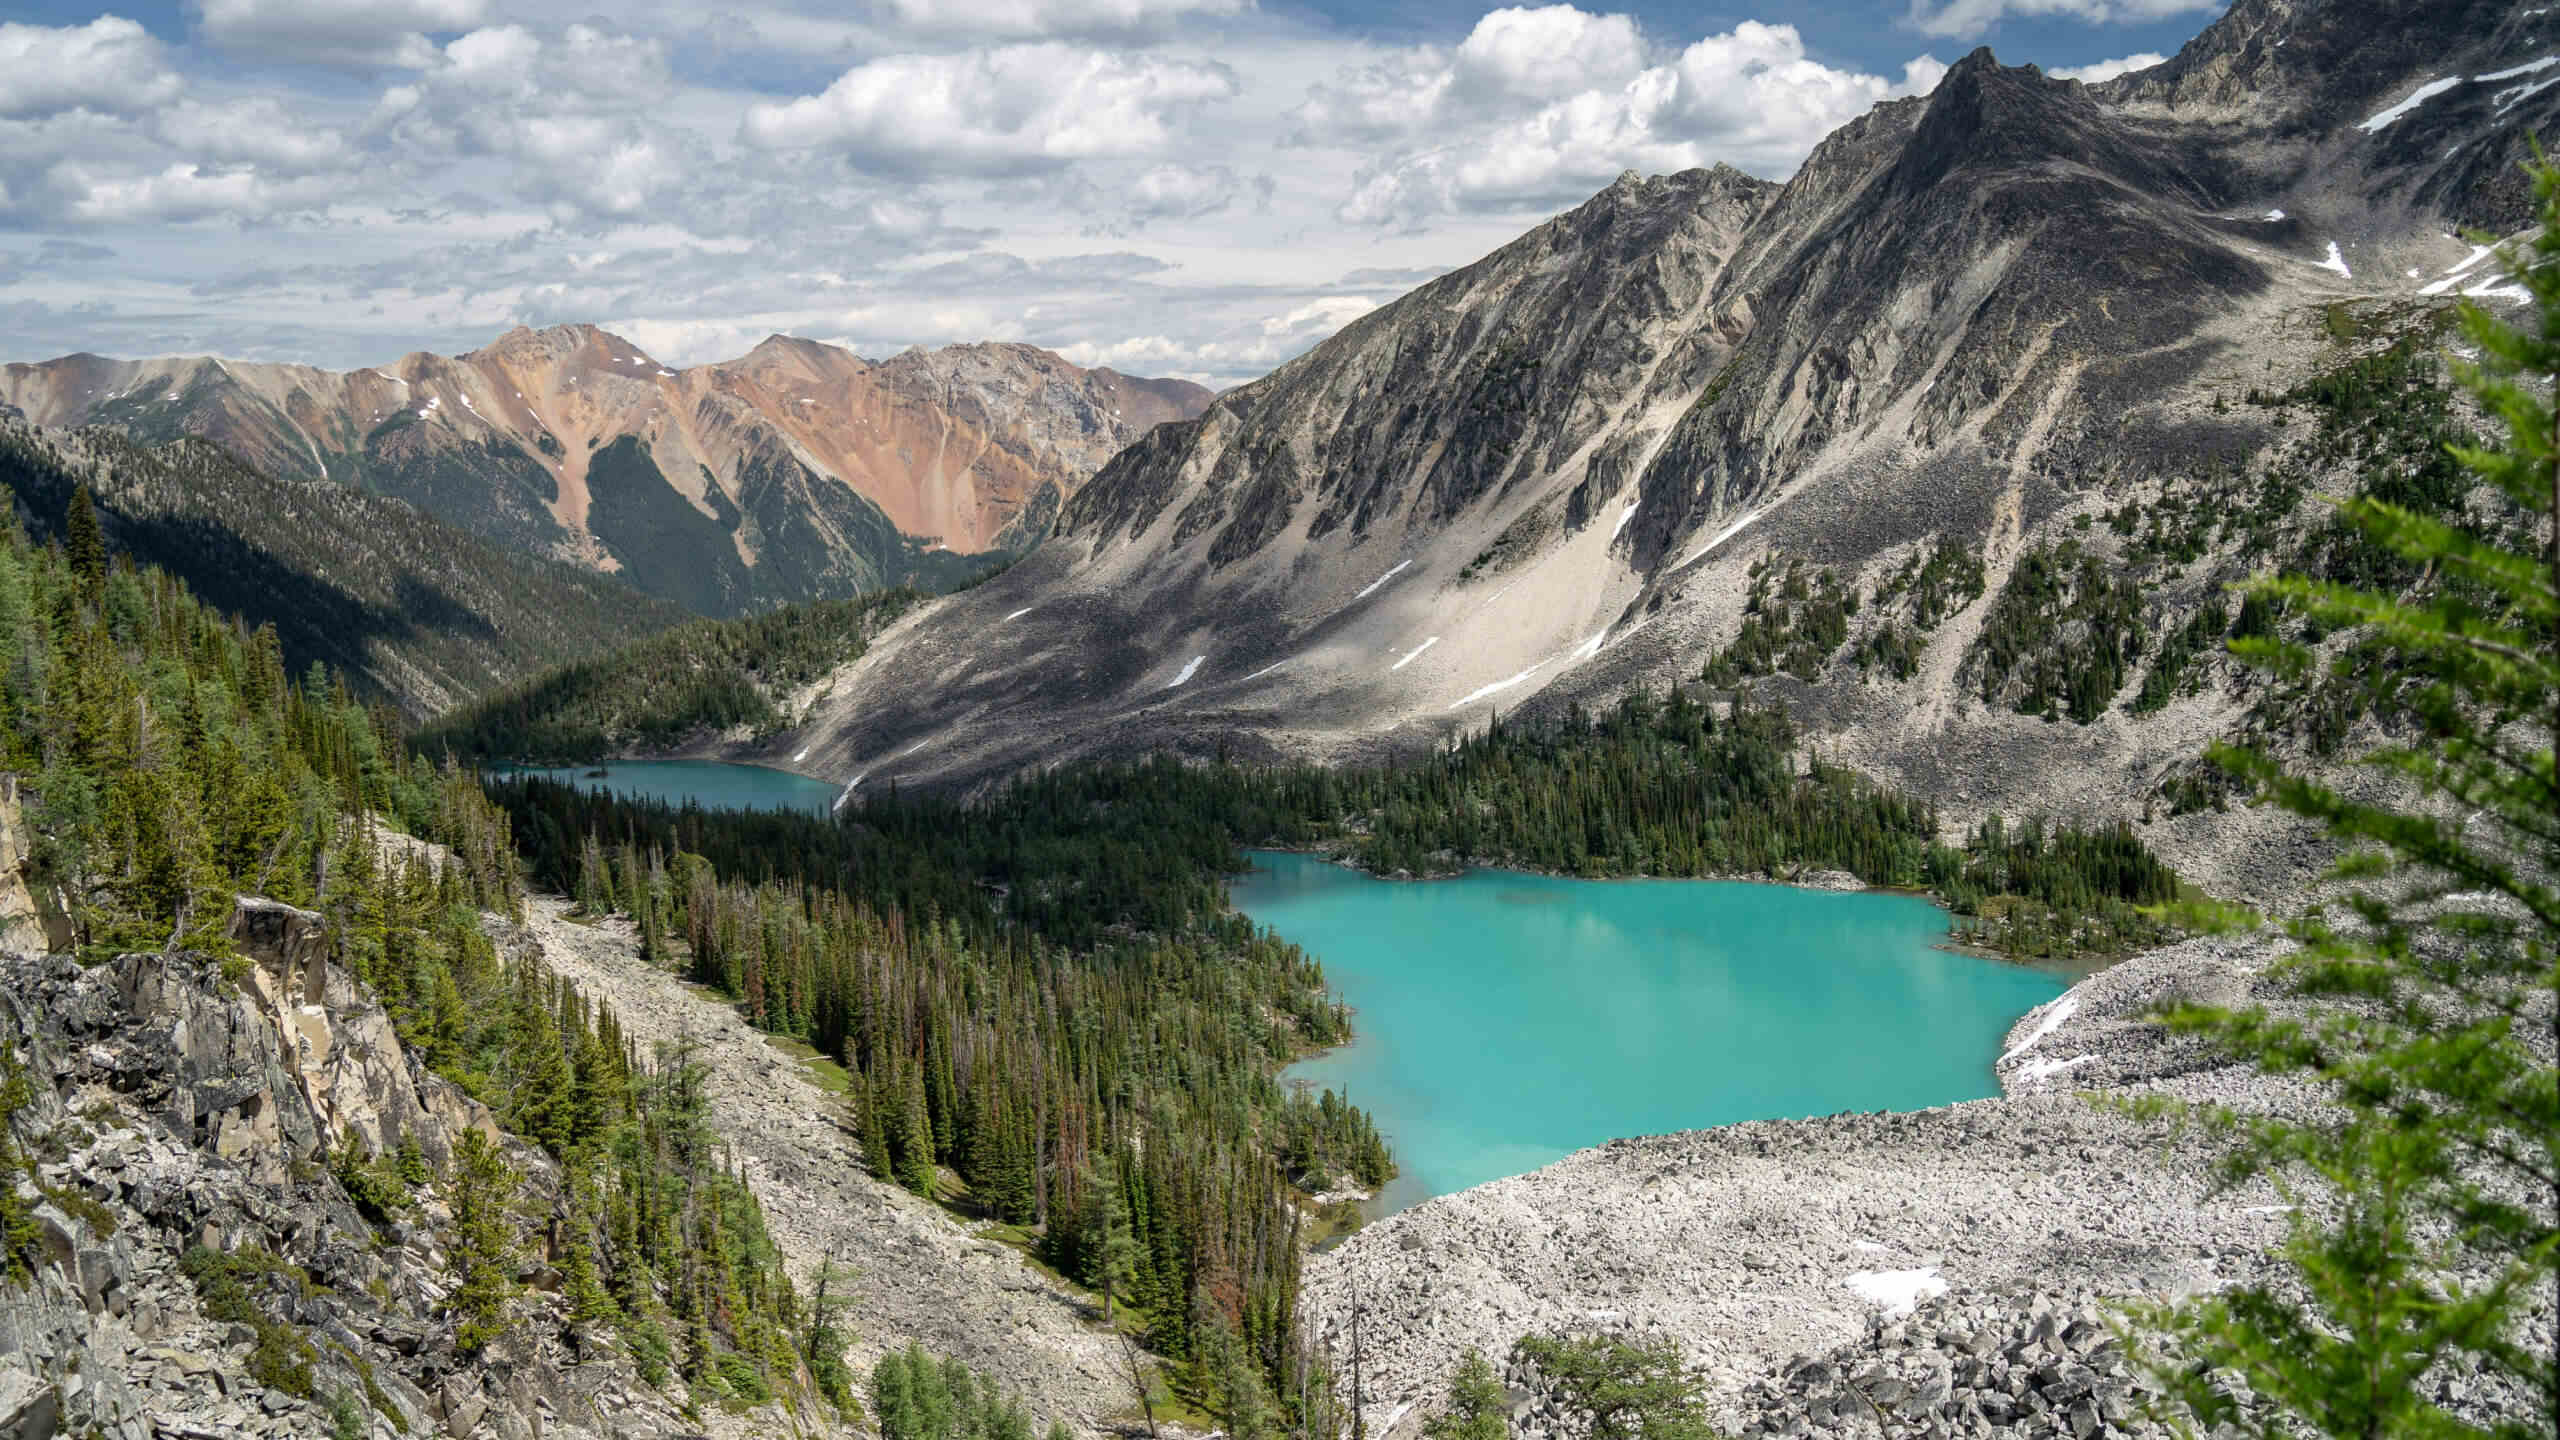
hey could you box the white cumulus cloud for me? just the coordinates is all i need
[155,97,355,174]
[2048,51,2167,83]
[0,17,182,118]
[194,0,491,69]
[1452,6,1647,106]
[743,44,1239,175]
[1127,162,1239,219]
[1326,15,1941,228]
[368,24,681,219]
[54,161,330,224]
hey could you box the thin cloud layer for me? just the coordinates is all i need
[1905,0,2217,43]
[0,2,2205,384]
[193,0,492,68]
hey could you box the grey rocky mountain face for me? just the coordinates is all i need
[769,0,2549,909]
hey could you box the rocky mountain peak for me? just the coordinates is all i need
[0,323,1213,618]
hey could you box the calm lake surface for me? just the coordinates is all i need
[504,760,841,816]
[1233,851,2065,1215]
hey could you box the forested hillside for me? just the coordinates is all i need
[491,771,1387,1439]
[0,418,687,720]
[415,588,925,762]
[0,498,847,1421]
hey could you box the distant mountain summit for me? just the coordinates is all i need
[0,328,1211,617]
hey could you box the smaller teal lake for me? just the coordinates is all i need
[503,760,842,816]
[1233,852,2064,1215]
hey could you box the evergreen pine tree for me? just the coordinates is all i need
[899,1068,937,1198]
[2135,162,2560,1440]
[447,1129,520,1354]
[63,486,104,591]
[1422,1350,1509,1440]
[1094,1173,1141,1324]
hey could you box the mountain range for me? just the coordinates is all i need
[740,0,2550,905]
[0,328,1212,618]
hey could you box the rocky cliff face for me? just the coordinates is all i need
[0,897,768,1440]
[761,0,2552,904]
[0,330,1211,619]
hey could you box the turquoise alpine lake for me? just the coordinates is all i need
[1232,850,2066,1216]
[502,760,842,816]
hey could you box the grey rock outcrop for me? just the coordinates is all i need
[0,896,762,1440]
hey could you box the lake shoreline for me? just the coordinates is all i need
[1300,932,2303,1440]
[1238,850,2066,1224]
[1240,844,2105,981]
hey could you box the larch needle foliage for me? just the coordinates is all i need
[2134,161,2560,1440]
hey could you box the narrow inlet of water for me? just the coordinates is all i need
[500,760,842,816]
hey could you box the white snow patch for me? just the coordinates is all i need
[1165,655,1206,689]
[1571,630,1608,661]
[2261,208,2286,221]
[1351,560,1411,601]
[1477,580,1520,613]
[2016,1054,2096,1084]
[2000,995,2080,1064]
[2406,268,2422,278]
[800,398,817,405]
[1448,659,1553,709]
[2464,279,2532,304]
[2357,76,2463,132]
[2316,240,2352,278]
[1610,499,1640,539]
[898,740,927,758]
[831,772,869,813]
[1002,606,1034,622]
[1390,636,1440,672]
[2242,1205,2296,1215]
[657,368,676,377]
[2478,54,2560,83]
[1852,1240,1889,1255]
[791,748,809,763]
[1239,659,1291,683]
[2497,74,2560,112]
[1677,510,1761,567]
[1843,1268,1947,1319]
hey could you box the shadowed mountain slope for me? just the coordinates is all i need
[0,419,690,718]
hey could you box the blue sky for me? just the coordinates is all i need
[0,0,2223,381]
